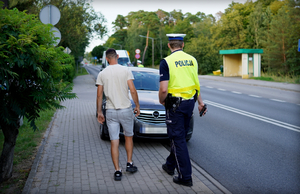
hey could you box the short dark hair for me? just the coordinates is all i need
[169,40,184,49]
[106,48,117,59]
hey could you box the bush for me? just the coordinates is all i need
[0,5,76,183]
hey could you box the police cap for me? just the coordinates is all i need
[166,33,186,41]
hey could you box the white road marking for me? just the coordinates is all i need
[206,86,213,88]
[271,99,286,103]
[232,91,242,94]
[218,88,226,91]
[249,95,261,98]
[204,100,300,133]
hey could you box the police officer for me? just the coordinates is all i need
[158,33,207,187]
[137,60,144,67]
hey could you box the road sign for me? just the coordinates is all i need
[94,57,97,59]
[298,39,300,52]
[64,47,71,54]
[50,27,61,46]
[135,49,140,54]
[40,5,61,46]
[135,54,140,59]
[39,5,61,25]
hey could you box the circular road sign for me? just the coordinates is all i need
[39,5,61,25]
[135,49,140,54]
[135,54,140,59]
[50,27,61,46]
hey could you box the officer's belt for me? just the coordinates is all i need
[181,97,194,101]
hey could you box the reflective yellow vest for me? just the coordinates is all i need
[164,51,200,99]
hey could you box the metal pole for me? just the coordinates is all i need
[48,5,51,24]
[160,38,162,59]
[152,38,154,68]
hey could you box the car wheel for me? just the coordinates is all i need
[100,123,109,140]
[186,135,192,142]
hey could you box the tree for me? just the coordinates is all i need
[112,14,128,31]
[248,2,264,48]
[263,1,300,75]
[53,0,107,60]
[0,0,8,8]
[169,9,183,25]
[185,35,222,75]
[0,7,76,183]
[3,0,107,61]
[211,1,254,49]
[91,45,105,63]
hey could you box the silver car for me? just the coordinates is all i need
[98,67,194,141]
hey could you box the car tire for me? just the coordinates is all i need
[100,123,109,140]
[186,134,192,142]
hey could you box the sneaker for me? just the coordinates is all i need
[126,162,138,173]
[173,175,193,187]
[162,164,174,175]
[114,170,122,181]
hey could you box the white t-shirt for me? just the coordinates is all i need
[96,65,134,109]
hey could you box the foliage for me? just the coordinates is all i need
[91,45,105,63]
[0,107,56,194]
[0,7,76,129]
[90,0,299,76]
[6,0,107,61]
[0,5,77,183]
[262,1,300,75]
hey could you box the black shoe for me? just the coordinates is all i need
[126,162,138,173]
[114,170,122,181]
[173,175,193,187]
[162,164,174,175]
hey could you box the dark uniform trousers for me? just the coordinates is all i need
[165,99,195,181]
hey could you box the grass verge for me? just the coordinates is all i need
[0,108,56,194]
[76,66,89,76]
[208,72,300,84]
[250,72,300,84]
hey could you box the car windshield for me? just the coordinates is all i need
[118,58,129,66]
[132,71,159,91]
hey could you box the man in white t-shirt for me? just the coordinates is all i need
[96,48,140,181]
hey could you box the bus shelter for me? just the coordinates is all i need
[219,49,263,79]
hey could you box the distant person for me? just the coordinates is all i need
[137,60,144,67]
[96,48,140,181]
[159,34,207,187]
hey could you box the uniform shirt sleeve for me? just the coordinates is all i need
[95,71,103,86]
[159,59,169,82]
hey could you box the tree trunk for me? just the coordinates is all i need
[142,30,149,65]
[0,121,19,183]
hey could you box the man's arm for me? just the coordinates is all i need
[97,85,105,123]
[128,79,140,117]
[159,80,169,105]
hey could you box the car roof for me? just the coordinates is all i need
[128,67,159,73]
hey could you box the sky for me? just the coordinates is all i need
[86,0,249,52]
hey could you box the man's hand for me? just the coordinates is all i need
[97,112,105,124]
[198,103,207,117]
[133,107,140,117]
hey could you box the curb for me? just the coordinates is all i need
[22,111,58,194]
[191,160,232,194]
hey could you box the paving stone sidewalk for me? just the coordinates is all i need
[22,75,223,194]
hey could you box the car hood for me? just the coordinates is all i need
[130,90,165,110]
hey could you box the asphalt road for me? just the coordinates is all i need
[85,65,300,193]
[190,78,300,194]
